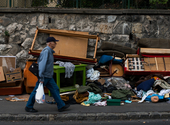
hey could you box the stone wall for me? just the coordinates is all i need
[0,9,170,69]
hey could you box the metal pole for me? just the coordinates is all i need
[73,0,74,8]
[25,0,26,7]
[80,0,81,8]
[76,0,78,8]
[122,0,123,8]
[122,0,125,9]
[131,0,133,7]
[128,0,130,9]
[9,0,11,7]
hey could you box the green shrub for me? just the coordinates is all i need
[5,30,9,36]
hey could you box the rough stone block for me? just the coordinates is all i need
[132,23,142,34]
[109,35,129,42]
[107,16,117,23]
[95,23,113,34]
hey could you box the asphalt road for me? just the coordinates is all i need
[1,119,170,125]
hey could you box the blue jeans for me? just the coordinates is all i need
[26,78,65,109]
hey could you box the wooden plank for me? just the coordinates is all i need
[100,74,110,77]
[157,57,165,71]
[38,28,99,39]
[29,50,97,63]
[0,56,16,70]
[140,48,170,54]
[29,28,99,64]
[30,29,38,51]
[93,35,99,59]
[50,29,88,58]
[155,57,158,70]
[126,59,129,70]
[0,82,16,87]
[164,57,170,71]
[0,81,23,95]
[51,29,86,34]
[126,54,140,58]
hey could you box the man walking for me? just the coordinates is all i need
[25,37,70,112]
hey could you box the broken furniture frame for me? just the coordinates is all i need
[124,54,170,76]
[108,56,124,77]
[24,60,49,94]
[99,55,124,77]
[137,48,170,58]
[48,64,87,95]
[140,48,170,55]
[29,27,100,64]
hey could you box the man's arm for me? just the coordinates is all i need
[38,49,48,83]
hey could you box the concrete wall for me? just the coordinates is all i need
[0,8,170,69]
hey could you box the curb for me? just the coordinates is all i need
[1,112,170,121]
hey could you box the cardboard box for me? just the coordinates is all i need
[0,66,5,82]
[150,64,156,70]
[157,58,164,71]
[5,67,22,83]
[164,57,170,63]
[157,57,164,63]
[166,64,170,71]
[143,57,165,71]
[2,66,8,73]
[0,56,16,71]
[124,55,170,75]
[144,58,157,71]
[0,80,23,95]
[143,58,151,71]
[149,58,156,64]
[164,57,170,71]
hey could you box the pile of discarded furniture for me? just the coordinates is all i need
[25,27,99,94]
[0,56,23,95]
[1,27,170,105]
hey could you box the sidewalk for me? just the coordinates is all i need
[0,94,170,121]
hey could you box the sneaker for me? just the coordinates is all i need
[25,107,38,112]
[58,104,70,112]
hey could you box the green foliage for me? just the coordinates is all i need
[149,0,168,4]
[61,0,96,8]
[110,0,114,3]
[80,0,104,8]
[61,0,122,8]
[31,0,48,7]
[5,30,9,36]
[43,0,170,9]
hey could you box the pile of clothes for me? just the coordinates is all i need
[134,74,170,103]
[59,72,135,106]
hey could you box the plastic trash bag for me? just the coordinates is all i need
[35,83,45,104]
[86,68,94,78]
[106,77,131,90]
[84,92,102,105]
[86,68,100,81]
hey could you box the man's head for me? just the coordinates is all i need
[46,37,59,50]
